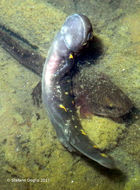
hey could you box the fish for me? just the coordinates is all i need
[0,14,133,168]
[0,27,44,76]
[42,14,116,169]
[73,69,133,119]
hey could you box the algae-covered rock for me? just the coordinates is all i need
[121,118,140,163]
[81,115,125,150]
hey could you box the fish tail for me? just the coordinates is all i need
[69,126,116,169]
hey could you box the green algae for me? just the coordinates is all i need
[92,11,140,109]
[0,0,66,55]
[81,116,125,150]
[121,119,140,163]
[0,0,140,190]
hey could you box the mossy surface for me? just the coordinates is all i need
[81,116,125,150]
[0,0,140,190]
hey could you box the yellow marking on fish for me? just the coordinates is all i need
[59,104,67,112]
[64,92,69,95]
[83,42,87,46]
[93,145,98,149]
[72,100,74,105]
[80,129,87,135]
[100,153,108,158]
[69,53,73,59]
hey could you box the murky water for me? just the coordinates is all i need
[0,0,140,189]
